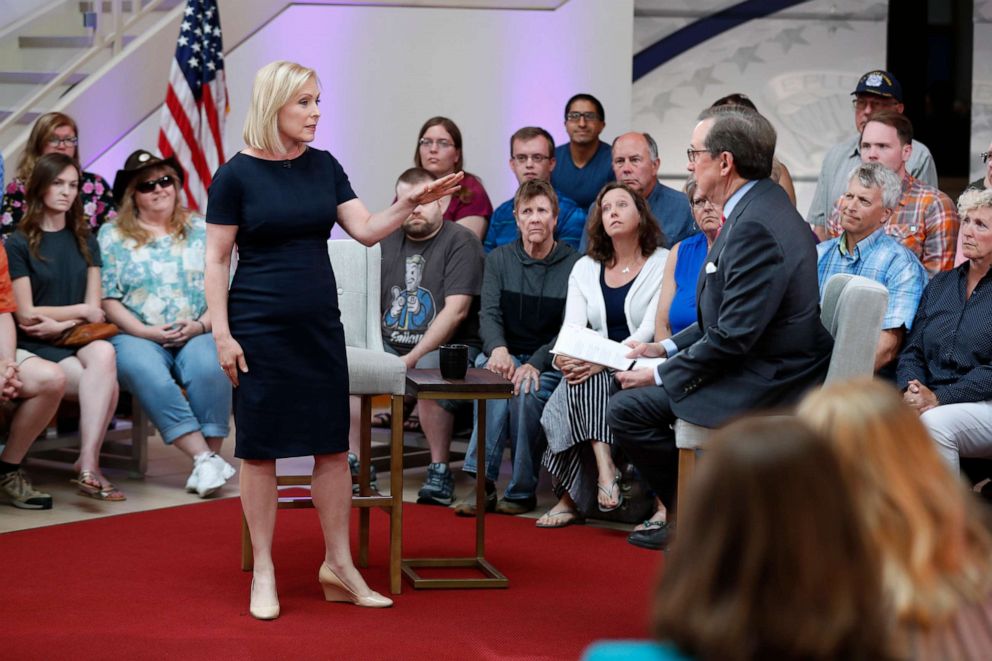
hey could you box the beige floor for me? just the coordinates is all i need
[0,423,632,535]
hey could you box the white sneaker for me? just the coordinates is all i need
[185,465,199,493]
[194,453,236,498]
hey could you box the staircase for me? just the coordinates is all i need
[0,0,181,156]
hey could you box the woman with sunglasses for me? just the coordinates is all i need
[7,153,122,501]
[414,116,492,241]
[2,112,117,238]
[98,150,234,497]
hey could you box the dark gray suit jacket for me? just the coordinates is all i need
[658,178,832,427]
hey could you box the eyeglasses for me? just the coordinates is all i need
[691,198,715,209]
[686,148,709,163]
[47,136,78,147]
[852,97,899,111]
[418,138,454,149]
[512,154,550,164]
[982,151,991,164]
[135,175,175,193]
[565,111,600,123]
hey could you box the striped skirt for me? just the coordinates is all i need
[540,370,618,514]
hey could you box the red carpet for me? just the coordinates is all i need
[1,498,663,660]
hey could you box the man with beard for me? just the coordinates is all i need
[358,167,484,506]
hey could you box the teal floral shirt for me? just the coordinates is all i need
[98,214,207,325]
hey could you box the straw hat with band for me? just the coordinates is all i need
[112,149,185,206]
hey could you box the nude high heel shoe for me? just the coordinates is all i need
[318,563,393,608]
[250,578,280,620]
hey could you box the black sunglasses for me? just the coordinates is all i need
[136,175,176,194]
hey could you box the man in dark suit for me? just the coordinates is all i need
[607,106,833,550]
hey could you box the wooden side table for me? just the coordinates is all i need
[402,368,512,589]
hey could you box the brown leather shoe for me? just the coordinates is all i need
[452,482,496,517]
[494,497,536,515]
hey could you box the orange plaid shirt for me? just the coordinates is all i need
[826,174,959,278]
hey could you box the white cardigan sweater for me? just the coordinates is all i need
[563,247,669,344]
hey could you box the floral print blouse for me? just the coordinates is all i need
[1,171,117,240]
[98,214,207,326]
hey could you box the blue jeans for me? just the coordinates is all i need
[111,333,232,444]
[463,352,560,501]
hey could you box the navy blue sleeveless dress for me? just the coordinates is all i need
[206,148,354,459]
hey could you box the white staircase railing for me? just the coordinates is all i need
[0,0,167,139]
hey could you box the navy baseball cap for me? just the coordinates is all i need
[851,70,903,102]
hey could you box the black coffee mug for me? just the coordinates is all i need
[439,344,469,380]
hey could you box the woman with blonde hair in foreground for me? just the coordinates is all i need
[799,378,992,659]
[584,417,892,661]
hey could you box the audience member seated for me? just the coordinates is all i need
[816,162,927,372]
[808,69,938,238]
[578,132,695,252]
[551,93,615,210]
[2,112,116,238]
[825,111,958,278]
[799,379,992,658]
[895,187,992,473]
[414,116,492,241]
[100,150,234,498]
[454,180,580,517]
[537,182,667,528]
[583,417,891,661]
[611,107,832,551]
[483,126,585,252]
[710,92,797,205]
[655,176,721,339]
[7,153,122,501]
[366,167,484,506]
[627,175,722,545]
[0,243,66,510]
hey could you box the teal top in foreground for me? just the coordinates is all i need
[582,640,693,661]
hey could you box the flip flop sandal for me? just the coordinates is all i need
[72,470,126,501]
[597,472,624,512]
[403,413,421,433]
[535,508,585,528]
[371,412,392,428]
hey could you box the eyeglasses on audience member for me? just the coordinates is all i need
[566,111,600,123]
[136,175,176,194]
[686,148,709,163]
[512,154,549,164]
[982,151,991,164]
[418,138,453,149]
[47,136,79,147]
[852,97,900,110]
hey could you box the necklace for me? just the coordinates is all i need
[618,255,641,274]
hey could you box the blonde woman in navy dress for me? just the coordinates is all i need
[205,61,460,619]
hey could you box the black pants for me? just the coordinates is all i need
[606,385,679,510]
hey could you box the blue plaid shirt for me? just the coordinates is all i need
[816,228,927,330]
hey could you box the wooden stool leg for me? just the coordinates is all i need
[675,447,696,524]
[241,513,253,571]
[389,394,404,595]
[358,395,372,568]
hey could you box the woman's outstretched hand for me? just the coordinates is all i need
[407,171,464,207]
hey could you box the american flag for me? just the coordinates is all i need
[157,0,228,211]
